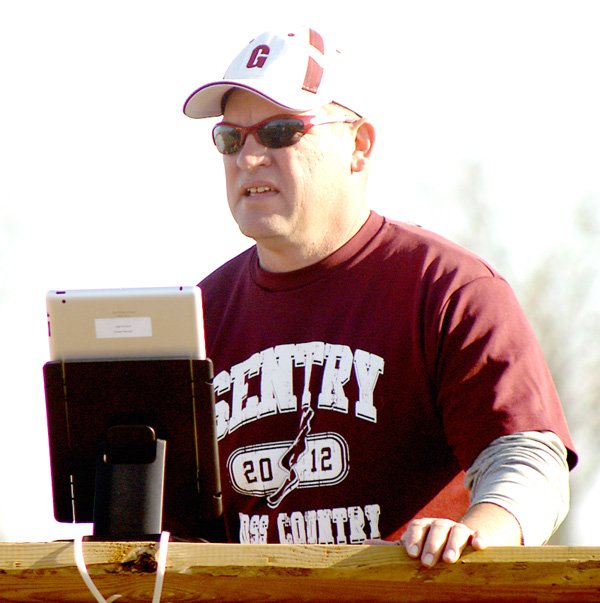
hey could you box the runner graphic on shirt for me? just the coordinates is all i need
[266,407,315,508]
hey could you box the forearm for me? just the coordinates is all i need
[460,501,522,546]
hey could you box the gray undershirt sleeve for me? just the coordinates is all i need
[464,431,570,545]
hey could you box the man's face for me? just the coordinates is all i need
[220,90,365,270]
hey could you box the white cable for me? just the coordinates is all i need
[74,531,170,603]
[74,535,121,603]
[152,531,170,603]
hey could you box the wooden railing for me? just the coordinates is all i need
[1,542,600,602]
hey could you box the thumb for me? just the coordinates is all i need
[471,531,488,551]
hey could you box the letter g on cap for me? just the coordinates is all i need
[246,45,270,68]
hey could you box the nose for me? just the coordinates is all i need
[235,133,271,170]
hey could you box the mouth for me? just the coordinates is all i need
[243,185,278,197]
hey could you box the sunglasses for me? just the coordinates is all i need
[212,114,359,155]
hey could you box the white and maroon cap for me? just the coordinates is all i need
[183,27,361,118]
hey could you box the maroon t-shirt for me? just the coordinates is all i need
[199,212,576,544]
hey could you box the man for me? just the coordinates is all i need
[183,27,576,567]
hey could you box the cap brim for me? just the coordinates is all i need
[183,82,235,118]
[183,80,330,119]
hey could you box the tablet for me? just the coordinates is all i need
[46,286,206,361]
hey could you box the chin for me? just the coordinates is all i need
[234,210,290,240]
[235,219,281,242]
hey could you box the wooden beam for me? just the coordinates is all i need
[1,542,600,602]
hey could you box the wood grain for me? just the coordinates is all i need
[1,542,599,602]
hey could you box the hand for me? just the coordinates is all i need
[400,517,485,568]
[399,503,521,568]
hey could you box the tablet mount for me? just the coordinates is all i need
[43,358,222,541]
[92,423,167,538]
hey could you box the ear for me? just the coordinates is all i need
[351,119,376,173]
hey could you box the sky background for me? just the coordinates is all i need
[1,0,599,543]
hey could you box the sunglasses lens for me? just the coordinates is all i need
[212,117,309,154]
[213,125,242,154]
[258,118,306,148]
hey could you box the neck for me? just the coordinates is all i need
[256,208,371,273]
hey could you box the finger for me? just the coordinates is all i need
[419,520,476,567]
[418,519,459,567]
[440,523,475,564]
[401,518,437,558]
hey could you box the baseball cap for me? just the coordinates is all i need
[183,27,362,119]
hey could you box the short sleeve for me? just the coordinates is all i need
[433,276,577,470]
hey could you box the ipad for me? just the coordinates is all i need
[46,286,206,361]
